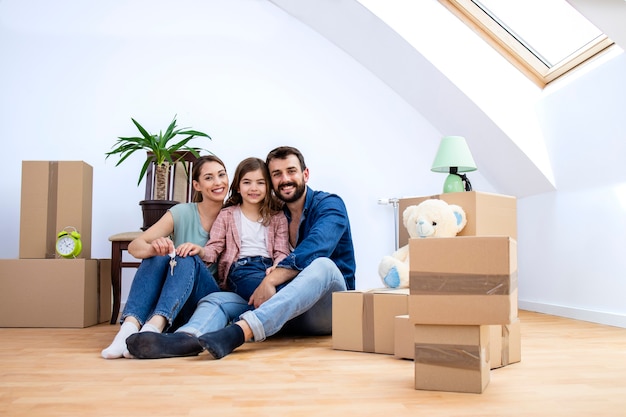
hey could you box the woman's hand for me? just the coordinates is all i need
[150,237,175,257]
[128,211,176,259]
[176,242,202,258]
[149,239,200,258]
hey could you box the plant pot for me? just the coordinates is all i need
[139,200,179,231]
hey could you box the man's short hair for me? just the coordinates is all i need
[266,146,306,171]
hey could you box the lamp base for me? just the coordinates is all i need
[443,174,464,193]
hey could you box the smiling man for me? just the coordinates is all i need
[126,146,356,359]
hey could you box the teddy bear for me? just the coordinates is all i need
[378,199,467,288]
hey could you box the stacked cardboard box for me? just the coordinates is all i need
[394,315,521,370]
[404,192,520,394]
[19,161,93,259]
[408,236,518,325]
[330,192,521,393]
[414,324,490,394]
[397,191,517,245]
[0,161,111,328]
[0,258,111,327]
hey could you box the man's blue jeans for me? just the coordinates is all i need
[177,257,347,340]
[122,254,221,331]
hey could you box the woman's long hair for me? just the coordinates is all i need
[191,155,227,203]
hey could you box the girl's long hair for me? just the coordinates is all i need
[224,157,282,226]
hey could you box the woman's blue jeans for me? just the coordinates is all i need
[177,257,347,340]
[121,254,221,332]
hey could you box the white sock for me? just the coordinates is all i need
[139,323,161,333]
[101,321,139,359]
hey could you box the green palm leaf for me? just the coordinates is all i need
[105,115,212,188]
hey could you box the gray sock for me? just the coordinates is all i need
[198,324,245,359]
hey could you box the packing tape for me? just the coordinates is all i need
[362,292,375,353]
[409,271,517,295]
[46,162,59,259]
[501,323,510,366]
[361,288,409,353]
[414,343,481,370]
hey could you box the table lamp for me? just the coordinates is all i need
[431,135,477,193]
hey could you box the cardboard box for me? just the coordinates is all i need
[414,324,490,394]
[0,258,111,328]
[398,191,516,247]
[97,258,112,324]
[394,314,414,360]
[396,315,522,368]
[332,288,409,354]
[408,236,518,325]
[19,161,93,259]
[489,318,521,369]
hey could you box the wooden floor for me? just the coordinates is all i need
[1,310,626,417]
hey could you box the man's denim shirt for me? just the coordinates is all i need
[277,186,356,290]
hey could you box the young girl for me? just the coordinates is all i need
[202,157,290,301]
[101,155,229,359]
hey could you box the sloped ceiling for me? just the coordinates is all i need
[268,0,556,198]
[567,0,626,50]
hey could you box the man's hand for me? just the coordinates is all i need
[249,267,299,308]
[249,279,277,309]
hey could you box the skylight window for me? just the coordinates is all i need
[474,0,602,67]
[441,0,614,87]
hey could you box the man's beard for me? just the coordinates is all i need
[276,181,306,203]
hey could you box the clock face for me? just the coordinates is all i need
[56,235,76,255]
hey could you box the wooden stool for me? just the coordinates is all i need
[108,231,142,324]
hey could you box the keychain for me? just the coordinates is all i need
[169,249,177,276]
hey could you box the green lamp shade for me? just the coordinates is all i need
[431,136,477,193]
[431,136,477,174]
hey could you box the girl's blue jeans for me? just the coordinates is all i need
[227,256,273,301]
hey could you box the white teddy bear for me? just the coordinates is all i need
[378,199,467,288]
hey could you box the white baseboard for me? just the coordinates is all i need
[116,300,626,329]
[519,300,626,329]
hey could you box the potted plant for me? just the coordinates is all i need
[106,115,212,229]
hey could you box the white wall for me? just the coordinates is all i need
[0,0,495,300]
[520,52,626,327]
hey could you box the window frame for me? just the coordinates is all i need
[439,0,614,87]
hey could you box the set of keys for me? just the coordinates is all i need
[169,249,177,276]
